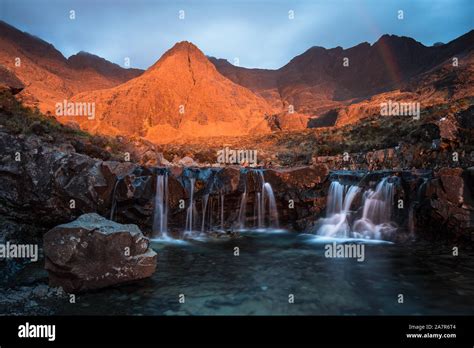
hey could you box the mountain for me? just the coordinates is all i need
[1,19,472,141]
[68,51,143,83]
[66,42,274,143]
[210,30,474,117]
[0,20,143,110]
[334,49,474,127]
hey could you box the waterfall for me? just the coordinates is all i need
[238,191,247,230]
[220,192,225,231]
[317,176,396,239]
[326,181,344,215]
[209,196,214,231]
[361,178,394,224]
[256,192,262,228]
[152,173,169,237]
[344,186,361,212]
[255,171,279,229]
[201,194,209,233]
[185,178,196,233]
[353,177,396,239]
[263,183,279,228]
[317,183,360,237]
[150,169,282,236]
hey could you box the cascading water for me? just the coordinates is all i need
[220,192,225,231]
[237,190,247,230]
[201,194,209,233]
[317,182,360,237]
[208,196,214,231]
[151,168,282,239]
[263,183,279,228]
[256,192,262,228]
[353,177,396,239]
[255,171,279,229]
[317,176,397,239]
[185,178,196,234]
[152,173,169,238]
[326,181,344,215]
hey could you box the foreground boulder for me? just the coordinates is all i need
[43,213,157,292]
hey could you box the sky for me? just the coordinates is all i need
[0,0,473,70]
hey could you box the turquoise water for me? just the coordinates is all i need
[54,230,474,315]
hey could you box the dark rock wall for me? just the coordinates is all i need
[1,128,473,241]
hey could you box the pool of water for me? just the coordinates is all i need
[52,230,474,315]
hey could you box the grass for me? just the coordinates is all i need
[0,89,128,161]
[0,89,90,138]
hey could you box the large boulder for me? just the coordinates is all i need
[43,213,157,292]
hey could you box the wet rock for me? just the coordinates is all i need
[265,165,329,191]
[264,166,330,230]
[43,213,157,292]
[438,167,465,204]
[0,130,106,226]
[417,168,474,239]
[215,167,241,193]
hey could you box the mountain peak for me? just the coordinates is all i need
[75,51,96,57]
[67,40,273,142]
[69,51,106,63]
[0,20,66,62]
[374,34,424,48]
[164,41,204,57]
[172,40,199,49]
[148,40,209,72]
